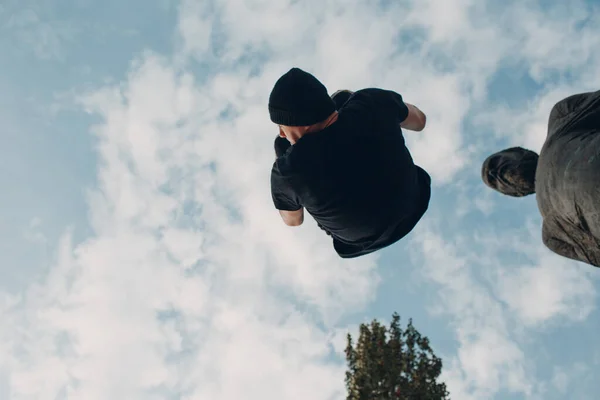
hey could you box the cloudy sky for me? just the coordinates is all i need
[2,0,600,399]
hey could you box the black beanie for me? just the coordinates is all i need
[268,68,336,126]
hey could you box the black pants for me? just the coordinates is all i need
[274,90,353,157]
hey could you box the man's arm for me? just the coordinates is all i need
[271,160,304,227]
[400,103,427,131]
[279,209,304,226]
[342,88,425,131]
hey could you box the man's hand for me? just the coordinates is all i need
[274,135,291,158]
[400,103,427,131]
[279,209,304,226]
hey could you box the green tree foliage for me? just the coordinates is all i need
[345,313,450,400]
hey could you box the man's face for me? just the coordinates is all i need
[277,124,303,144]
[278,125,287,139]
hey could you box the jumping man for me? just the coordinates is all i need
[269,67,431,258]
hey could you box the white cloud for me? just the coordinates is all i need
[0,44,380,398]
[2,0,600,399]
[470,2,600,153]
[22,217,47,246]
[410,225,531,399]
[2,4,75,60]
[495,251,596,326]
[411,216,597,399]
[552,366,569,394]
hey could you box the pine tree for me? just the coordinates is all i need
[345,313,450,400]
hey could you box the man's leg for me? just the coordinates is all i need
[331,89,354,110]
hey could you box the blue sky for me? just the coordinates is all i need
[2,0,600,399]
